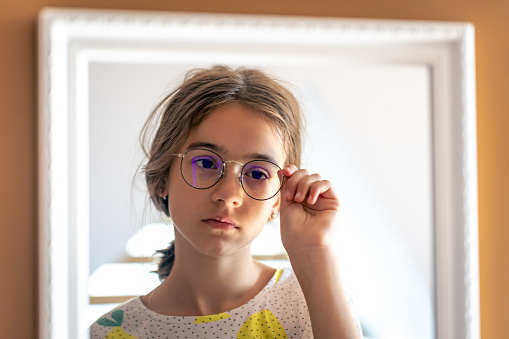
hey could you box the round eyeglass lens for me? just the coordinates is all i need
[180,149,223,189]
[241,160,283,200]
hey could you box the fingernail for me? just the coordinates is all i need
[285,191,292,199]
[295,192,301,200]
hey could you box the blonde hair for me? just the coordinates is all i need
[140,65,303,279]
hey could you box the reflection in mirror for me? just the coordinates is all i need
[87,61,433,338]
[38,9,479,339]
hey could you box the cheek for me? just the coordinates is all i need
[165,167,192,213]
[247,198,278,226]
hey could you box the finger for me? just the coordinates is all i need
[281,164,298,178]
[283,168,310,201]
[293,173,323,203]
[280,165,297,201]
[306,179,332,204]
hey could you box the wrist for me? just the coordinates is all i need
[287,244,337,275]
[288,245,346,305]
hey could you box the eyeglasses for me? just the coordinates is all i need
[173,148,284,201]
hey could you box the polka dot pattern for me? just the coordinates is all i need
[89,267,363,338]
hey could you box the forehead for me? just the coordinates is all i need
[183,103,285,164]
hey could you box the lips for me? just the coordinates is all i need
[203,216,238,230]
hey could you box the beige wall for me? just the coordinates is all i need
[0,0,507,337]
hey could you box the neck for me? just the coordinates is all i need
[142,235,275,316]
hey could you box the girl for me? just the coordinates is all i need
[90,65,363,338]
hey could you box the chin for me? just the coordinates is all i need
[197,240,250,259]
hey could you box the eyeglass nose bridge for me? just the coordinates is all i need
[219,160,246,187]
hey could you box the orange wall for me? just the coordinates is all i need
[0,0,507,337]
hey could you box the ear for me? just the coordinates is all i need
[268,194,281,222]
[158,182,169,198]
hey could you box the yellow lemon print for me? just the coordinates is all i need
[96,310,139,339]
[104,326,138,339]
[194,312,232,324]
[237,309,288,338]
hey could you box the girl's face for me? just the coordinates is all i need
[162,103,285,259]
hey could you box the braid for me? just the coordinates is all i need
[154,242,175,281]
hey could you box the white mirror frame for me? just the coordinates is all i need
[38,8,478,339]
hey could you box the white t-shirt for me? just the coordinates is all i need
[89,267,363,338]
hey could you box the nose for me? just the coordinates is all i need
[210,162,244,206]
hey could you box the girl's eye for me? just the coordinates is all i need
[193,157,218,169]
[245,169,269,180]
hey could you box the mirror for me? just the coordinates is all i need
[38,8,479,339]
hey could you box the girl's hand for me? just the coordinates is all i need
[279,165,340,257]
[278,166,361,339]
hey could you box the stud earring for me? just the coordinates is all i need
[271,212,278,219]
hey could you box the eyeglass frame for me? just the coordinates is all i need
[172,147,285,201]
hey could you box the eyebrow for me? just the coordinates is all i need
[185,141,280,165]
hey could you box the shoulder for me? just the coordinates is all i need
[88,297,146,338]
[272,266,301,290]
[264,267,308,310]
[273,266,297,284]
